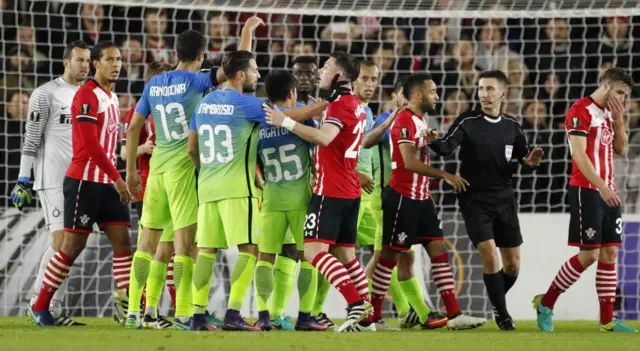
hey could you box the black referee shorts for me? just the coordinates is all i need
[459,193,522,248]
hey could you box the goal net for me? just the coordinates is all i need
[1,0,639,320]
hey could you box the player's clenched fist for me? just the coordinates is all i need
[125,173,142,202]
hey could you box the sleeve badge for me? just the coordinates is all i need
[81,104,91,115]
[571,117,580,128]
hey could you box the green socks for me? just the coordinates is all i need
[144,260,168,317]
[192,252,217,315]
[388,267,410,316]
[173,255,194,318]
[399,277,431,323]
[270,256,297,317]
[127,251,152,314]
[298,261,317,313]
[312,274,331,316]
[228,252,256,311]
[254,261,274,312]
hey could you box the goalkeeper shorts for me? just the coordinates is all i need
[39,187,64,233]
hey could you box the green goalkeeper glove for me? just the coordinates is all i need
[11,177,33,211]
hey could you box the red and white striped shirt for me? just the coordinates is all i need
[565,96,616,191]
[388,109,431,200]
[313,94,366,199]
[66,79,122,184]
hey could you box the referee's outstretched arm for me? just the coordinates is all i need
[514,123,545,168]
[429,114,466,156]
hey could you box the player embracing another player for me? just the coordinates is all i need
[369,73,486,331]
[533,68,637,333]
[265,51,376,332]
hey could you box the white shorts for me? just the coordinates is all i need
[39,188,64,233]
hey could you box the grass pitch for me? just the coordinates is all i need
[0,317,637,351]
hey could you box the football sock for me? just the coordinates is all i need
[399,277,431,324]
[541,254,585,309]
[483,272,509,319]
[228,252,256,311]
[33,250,74,312]
[271,256,297,316]
[312,272,331,316]
[192,252,216,315]
[311,252,361,305]
[113,252,132,290]
[596,260,616,324]
[371,257,396,320]
[254,260,274,313]
[173,255,194,318]
[32,246,56,304]
[167,257,176,310]
[345,258,372,322]
[431,253,461,318]
[298,261,317,313]
[388,267,410,316]
[501,269,518,294]
[145,260,168,317]
[127,251,152,314]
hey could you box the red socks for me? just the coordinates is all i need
[541,254,585,309]
[431,253,461,318]
[33,251,74,312]
[345,258,372,322]
[596,261,616,324]
[312,252,362,305]
[167,257,176,309]
[371,258,396,320]
[113,252,132,290]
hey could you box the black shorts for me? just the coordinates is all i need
[304,194,360,247]
[382,187,443,251]
[568,186,622,249]
[63,177,131,233]
[459,193,522,248]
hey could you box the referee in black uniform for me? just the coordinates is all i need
[428,70,544,331]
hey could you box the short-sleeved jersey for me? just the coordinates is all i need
[258,107,314,212]
[191,88,266,204]
[388,109,431,200]
[565,96,616,191]
[135,70,213,175]
[313,94,366,199]
[66,79,120,184]
[21,77,78,190]
[122,103,155,199]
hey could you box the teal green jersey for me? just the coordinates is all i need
[371,109,393,209]
[355,104,374,177]
[190,89,266,204]
[257,107,314,212]
[136,70,214,175]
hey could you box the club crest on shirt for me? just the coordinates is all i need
[81,104,91,115]
[505,145,513,161]
[601,128,613,145]
[29,111,40,122]
[571,117,580,128]
[400,128,409,139]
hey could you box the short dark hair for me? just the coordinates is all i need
[601,67,634,88]
[293,55,317,65]
[359,59,377,69]
[402,73,433,97]
[330,51,360,82]
[478,70,508,86]
[176,30,206,62]
[265,71,297,103]
[63,41,89,60]
[91,41,118,62]
[146,61,173,81]
[394,75,409,93]
[222,50,255,80]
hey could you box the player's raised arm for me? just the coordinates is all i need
[265,105,341,146]
[362,109,397,149]
[284,74,352,122]
[238,15,264,51]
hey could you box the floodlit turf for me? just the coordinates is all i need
[1,317,637,351]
